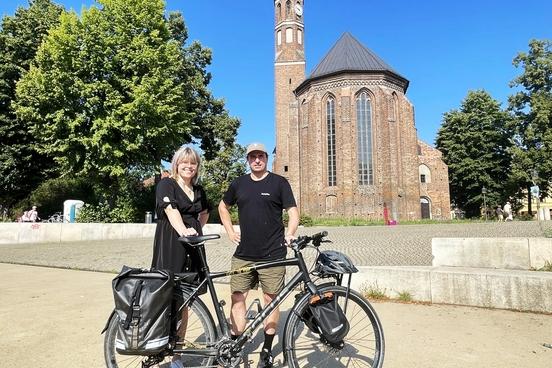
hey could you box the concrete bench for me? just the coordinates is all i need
[352,265,552,313]
[432,237,552,270]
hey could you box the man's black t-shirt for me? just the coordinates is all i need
[223,172,296,261]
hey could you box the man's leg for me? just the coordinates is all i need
[257,265,286,367]
[230,257,256,337]
[262,292,279,334]
[230,291,248,336]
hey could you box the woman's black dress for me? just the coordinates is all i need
[151,177,210,273]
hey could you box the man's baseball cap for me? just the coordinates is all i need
[246,143,268,155]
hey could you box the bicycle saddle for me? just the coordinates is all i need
[178,234,220,245]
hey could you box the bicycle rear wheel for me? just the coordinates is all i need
[283,285,385,368]
[104,296,217,368]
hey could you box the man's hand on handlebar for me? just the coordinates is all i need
[285,234,297,246]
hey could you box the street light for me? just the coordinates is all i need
[482,186,488,221]
[531,169,540,220]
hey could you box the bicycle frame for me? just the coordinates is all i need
[173,242,320,358]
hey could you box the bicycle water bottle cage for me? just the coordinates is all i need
[245,298,262,320]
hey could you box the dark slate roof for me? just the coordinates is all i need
[299,32,408,90]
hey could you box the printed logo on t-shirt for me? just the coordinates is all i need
[261,193,270,196]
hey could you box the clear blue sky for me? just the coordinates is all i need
[2,0,551,151]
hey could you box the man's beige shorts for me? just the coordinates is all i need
[230,257,286,294]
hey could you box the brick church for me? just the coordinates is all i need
[272,0,450,221]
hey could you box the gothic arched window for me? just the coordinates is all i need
[285,1,291,17]
[356,91,373,185]
[326,97,336,187]
[277,3,282,22]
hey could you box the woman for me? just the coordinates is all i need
[151,146,210,272]
[151,146,210,368]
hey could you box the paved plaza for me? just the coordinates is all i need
[0,221,549,274]
[1,221,552,367]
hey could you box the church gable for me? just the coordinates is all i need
[273,3,450,221]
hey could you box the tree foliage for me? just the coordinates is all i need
[436,90,514,217]
[12,176,97,220]
[0,0,63,209]
[201,144,247,223]
[508,39,552,200]
[13,0,240,218]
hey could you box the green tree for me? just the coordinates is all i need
[14,0,239,219]
[0,0,63,209]
[201,144,247,223]
[436,90,514,218]
[508,39,552,208]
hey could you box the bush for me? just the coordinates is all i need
[13,176,97,220]
[76,174,155,223]
[77,202,112,223]
[282,212,314,227]
[207,205,239,225]
[517,213,534,221]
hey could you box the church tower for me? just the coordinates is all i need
[273,0,305,202]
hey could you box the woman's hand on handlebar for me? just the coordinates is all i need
[181,227,198,237]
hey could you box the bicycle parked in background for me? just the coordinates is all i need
[45,212,64,223]
[103,231,385,367]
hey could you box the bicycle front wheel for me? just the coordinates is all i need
[283,285,385,368]
[104,296,217,368]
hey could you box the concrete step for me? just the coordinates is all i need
[352,266,552,313]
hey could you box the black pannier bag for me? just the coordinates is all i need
[303,291,350,346]
[112,266,174,355]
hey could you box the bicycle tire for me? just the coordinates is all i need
[104,294,217,368]
[283,285,385,368]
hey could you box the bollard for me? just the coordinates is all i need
[145,211,152,224]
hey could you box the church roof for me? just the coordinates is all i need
[298,32,409,92]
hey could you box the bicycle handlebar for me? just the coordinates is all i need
[291,231,328,251]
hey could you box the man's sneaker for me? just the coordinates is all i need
[257,349,274,368]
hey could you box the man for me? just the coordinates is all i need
[218,142,299,368]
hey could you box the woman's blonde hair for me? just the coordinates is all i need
[170,146,202,185]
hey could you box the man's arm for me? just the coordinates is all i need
[198,209,209,228]
[285,206,299,245]
[218,200,240,246]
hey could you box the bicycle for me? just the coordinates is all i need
[46,212,64,223]
[103,231,385,367]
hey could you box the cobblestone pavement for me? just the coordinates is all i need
[0,221,549,276]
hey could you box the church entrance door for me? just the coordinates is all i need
[420,197,431,219]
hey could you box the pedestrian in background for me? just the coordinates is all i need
[496,206,504,222]
[503,201,513,221]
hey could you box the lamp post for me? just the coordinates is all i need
[482,186,488,221]
[531,169,540,221]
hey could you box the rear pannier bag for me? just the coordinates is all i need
[112,266,174,355]
[306,291,350,346]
